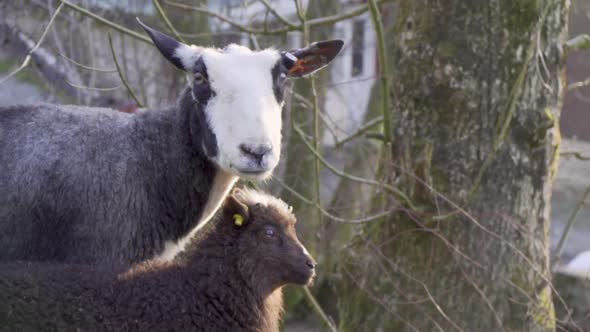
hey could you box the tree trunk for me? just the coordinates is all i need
[338,1,569,331]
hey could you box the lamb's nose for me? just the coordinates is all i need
[306,259,316,269]
[240,143,272,164]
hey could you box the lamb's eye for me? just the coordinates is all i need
[194,72,206,85]
[263,227,275,238]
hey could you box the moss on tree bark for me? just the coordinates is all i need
[338,1,569,331]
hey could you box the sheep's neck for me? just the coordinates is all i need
[130,90,236,264]
[154,169,237,262]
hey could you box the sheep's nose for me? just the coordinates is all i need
[240,143,272,165]
[306,259,316,270]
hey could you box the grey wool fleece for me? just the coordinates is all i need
[0,87,224,266]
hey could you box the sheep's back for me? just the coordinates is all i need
[0,104,151,264]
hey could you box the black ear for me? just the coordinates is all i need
[224,190,250,227]
[282,40,344,78]
[137,18,193,71]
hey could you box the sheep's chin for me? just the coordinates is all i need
[217,163,274,181]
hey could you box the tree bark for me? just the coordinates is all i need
[339,1,569,331]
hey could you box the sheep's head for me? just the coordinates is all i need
[138,19,343,180]
[222,189,316,290]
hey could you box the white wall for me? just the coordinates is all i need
[323,12,377,146]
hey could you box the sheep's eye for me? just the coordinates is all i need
[278,73,287,85]
[194,72,206,85]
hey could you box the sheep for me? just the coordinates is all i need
[0,189,316,332]
[0,19,343,265]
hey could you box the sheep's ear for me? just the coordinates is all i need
[224,191,250,227]
[136,18,200,71]
[281,40,344,78]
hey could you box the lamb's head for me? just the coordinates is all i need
[138,20,343,179]
[222,188,316,290]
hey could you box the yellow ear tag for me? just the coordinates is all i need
[233,214,244,227]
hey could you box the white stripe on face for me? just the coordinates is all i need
[200,45,283,179]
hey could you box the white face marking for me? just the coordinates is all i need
[301,245,310,257]
[200,45,283,179]
[175,44,283,179]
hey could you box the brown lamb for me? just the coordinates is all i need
[0,189,316,332]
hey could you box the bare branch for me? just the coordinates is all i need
[309,3,373,28]
[302,287,338,332]
[560,151,590,160]
[165,0,292,35]
[66,80,121,91]
[368,0,392,144]
[0,2,64,85]
[552,185,590,269]
[153,0,185,43]
[292,122,417,210]
[334,116,384,148]
[258,0,299,29]
[58,52,117,73]
[59,0,151,44]
[274,176,393,224]
[564,34,590,53]
[567,77,590,91]
[165,0,373,36]
[108,33,144,108]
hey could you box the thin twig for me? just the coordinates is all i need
[560,151,590,161]
[275,177,393,224]
[60,0,152,44]
[108,33,144,108]
[552,185,590,269]
[302,287,338,332]
[165,0,291,35]
[259,0,299,29]
[294,4,334,331]
[393,163,573,315]
[153,0,185,43]
[293,122,417,210]
[58,52,117,72]
[567,77,590,91]
[309,3,373,28]
[368,0,392,144]
[66,80,121,91]
[295,0,327,277]
[334,116,384,148]
[0,2,64,85]
[564,34,590,53]
[165,0,374,36]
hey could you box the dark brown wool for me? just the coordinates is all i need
[0,189,315,332]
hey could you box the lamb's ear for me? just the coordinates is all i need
[281,40,344,78]
[136,18,200,71]
[224,191,250,227]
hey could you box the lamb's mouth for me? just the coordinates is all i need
[291,268,316,286]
